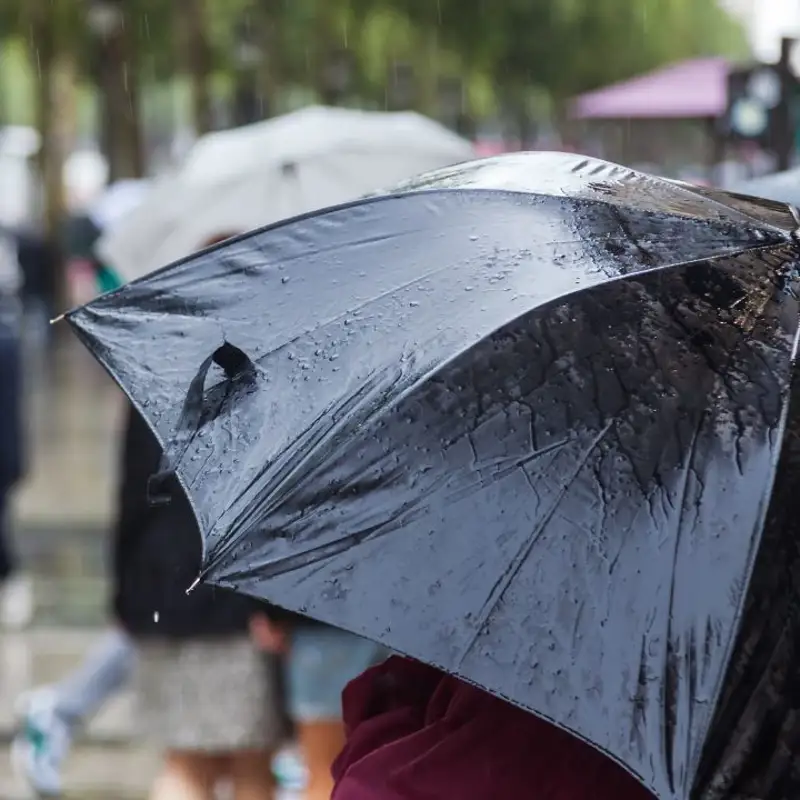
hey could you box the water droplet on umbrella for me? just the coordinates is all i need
[281,276,290,284]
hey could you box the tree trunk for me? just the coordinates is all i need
[29,0,67,310]
[177,0,213,135]
[96,6,144,180]
[314,1,340,106]
[417,29,439,116]
[254,1,281,118]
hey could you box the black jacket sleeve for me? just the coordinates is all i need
[0,317,23,491]
[111,403,162,617]
[111,401,319,634]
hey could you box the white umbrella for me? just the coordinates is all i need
[97,106,475,282]
[88,179,151,230]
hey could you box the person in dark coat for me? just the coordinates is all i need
[0,290,23,582]
[15,227,57,329]
[0,229,29,630]
[331,656,656,800]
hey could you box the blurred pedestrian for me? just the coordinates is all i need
[250,615,385,800]
[0,224,31,630]
[15,225,57,350]
[331,656,655,800]
[118,402,287,800]
[13,629,136,795]
[16,388,288,800]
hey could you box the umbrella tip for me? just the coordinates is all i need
[186,576,201,595]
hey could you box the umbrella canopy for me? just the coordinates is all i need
[68,152,800,799]
[732,167,800,208]
[97,106,474,282]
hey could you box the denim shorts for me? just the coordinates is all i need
[287,626,386,721]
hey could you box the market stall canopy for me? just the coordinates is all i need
[570,57,730,120]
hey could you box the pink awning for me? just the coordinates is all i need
[570,57,731,120]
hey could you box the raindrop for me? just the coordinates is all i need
[409,301,420,307]
[469,235,479,242]
[153,611,160,623]
[281,276,290,284]
[465,286,475,292]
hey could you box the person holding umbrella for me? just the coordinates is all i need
[331,656,654,799]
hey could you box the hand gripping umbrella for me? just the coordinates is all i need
[67,153,800,799]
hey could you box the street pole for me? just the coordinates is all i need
[774,37,795,171]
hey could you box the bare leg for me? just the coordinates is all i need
[229,749,276,800]
[149,751,225,800]
[298,720,346,800]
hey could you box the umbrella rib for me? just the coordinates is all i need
[453,419,615,671]
[660,411,704,794]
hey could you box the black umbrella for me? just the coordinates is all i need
[66,153,800,799]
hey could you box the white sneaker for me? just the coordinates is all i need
[272,746,307,792]
[0,574,34,630]
[12,688,71,797]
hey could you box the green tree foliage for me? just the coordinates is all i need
[0,0,747,148]
[375,0,746,98]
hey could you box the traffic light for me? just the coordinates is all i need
[720,40,800,170]
[722,65,783,148]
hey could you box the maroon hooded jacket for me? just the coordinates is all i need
[332,656,655,800]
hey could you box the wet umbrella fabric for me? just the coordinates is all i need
[67,152,800,799]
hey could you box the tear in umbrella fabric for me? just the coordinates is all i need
[68,152,800,799]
